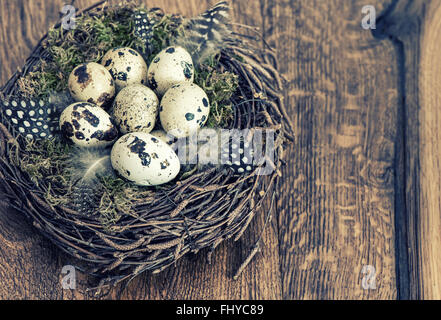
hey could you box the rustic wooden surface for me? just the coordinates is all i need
[377,0,441,300]
[0,0,436,300]
[265,0,400,299]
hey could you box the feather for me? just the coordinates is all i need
[70,149,112,182]
[66,147,114,215]
[219,133,255,174]
[0,90,73,140]
[132,8,163,56]
[179,128,255,175]
[172,1,232,65]
[48,90,76,112]
[0,95,60,140]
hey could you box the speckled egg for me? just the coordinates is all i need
[112,84,159,134]
[159,83,210,138]
[60,102,118,148]
[68,62,115,107]
[111,132,180,186]
[148,46,194,96]
[150,130,178,147]
[101,47,148,91]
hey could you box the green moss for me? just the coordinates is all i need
[20,6,146,98]
[97,175,158,230]
[194,55,239,128]
[13,137,72,187]
[96,178,126,229]
[14,5,240,229]
[18,61,63,97]
[147,14,184,63]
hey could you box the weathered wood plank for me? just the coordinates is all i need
[378,0,441,300]
[262,0,399,299]
[0,0,282,300]
[106,0,282,300]
[0,0,68,300]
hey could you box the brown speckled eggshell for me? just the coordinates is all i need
[112,84,158,134]
[59,102,118,148]
[68,62,115,107]
[159,83,210,138]
[101,47,148,91]
[147,46,194,97]
[150,130,178,147]
[110,132,180,186]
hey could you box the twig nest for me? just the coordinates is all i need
[101,47,148,91]
[68,62,116,107]
[59,102,118,148]
[0,1,291,288]
[112,84,159,134]
[160,83,210,138]
[148,46,195,96]
[110,132,181,186]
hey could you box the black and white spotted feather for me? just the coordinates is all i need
[173,1,232,65]
[220,134,255,174]
[194,129,255,175]
[1,96,59,140]
[133,8,162,56]
[0,91,73,140]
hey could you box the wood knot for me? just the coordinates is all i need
[359,160,393,189]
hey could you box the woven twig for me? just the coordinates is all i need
[0,1,293,291]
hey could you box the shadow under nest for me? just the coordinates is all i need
[0,0,294,293]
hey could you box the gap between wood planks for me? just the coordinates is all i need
[375,0,441,300]
[263,0,399,299]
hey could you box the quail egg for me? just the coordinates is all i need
[159,83,210,138]
[150,130,178,147]
[111,132,181,186]
[68,62,115,107]
[112,84,159,134]
[101,47,148,91]
[147,46,194,96]
[60,102,118,148]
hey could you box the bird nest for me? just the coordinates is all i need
[0,0,293,291]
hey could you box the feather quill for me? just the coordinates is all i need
[66,147,114,215]
[172,1,232,65]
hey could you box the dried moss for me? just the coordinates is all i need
[147,13,184,63]
[20,5,146,98]
[194,55,239,128]
[96,176,127,229]
[15,4,239,229]
[97,174,158,230]
[12,137,72,187]
[17,60,62,97]
[15,139,148,230]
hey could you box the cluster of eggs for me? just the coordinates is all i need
[60,46,211,186]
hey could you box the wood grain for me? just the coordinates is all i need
[0,0,69,300]
[419,1,441,300]
[0,0,282,300]
[0,0,412,300]
[378,0,441,300]
[262,0,399,299]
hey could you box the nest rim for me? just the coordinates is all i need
[0,0,294,292]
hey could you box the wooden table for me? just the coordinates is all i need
[0,0,440,300]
